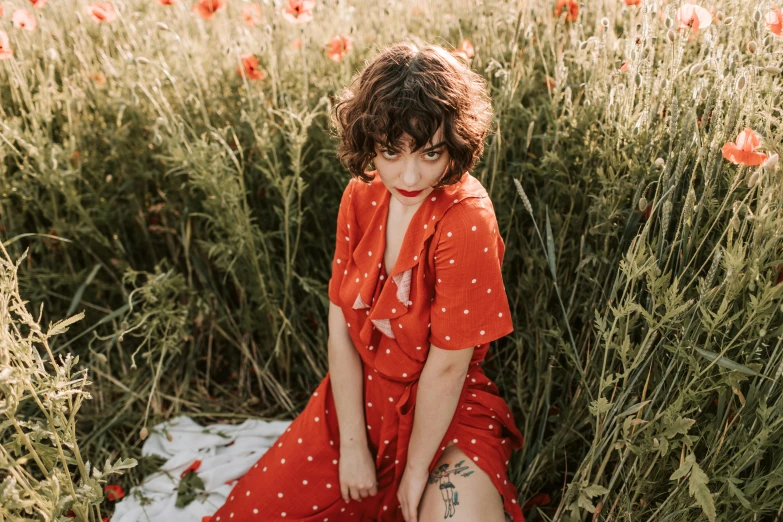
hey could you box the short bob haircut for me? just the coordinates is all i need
[331,40,494,189]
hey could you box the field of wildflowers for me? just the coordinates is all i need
[1,0,782,520]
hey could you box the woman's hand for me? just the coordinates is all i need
[397,464,429,522]
[339,440,378,503]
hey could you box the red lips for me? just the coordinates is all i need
[397,188,422,197]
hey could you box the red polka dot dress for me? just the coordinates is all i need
[208,171,525,522]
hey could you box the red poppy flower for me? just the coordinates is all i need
[180,459,202,478]
[325,34,352,62]
[202,517,212,522]
[88,2,117,22]
[623,0,642,5]
[620,61,630,72]
[192,0,224,20]
[775,264,783,286]
[102,518,109,522]
[282,0,315,24]
[0,31,12,60]
[642,203,652,222]
[12,9,37,30]
[766,9,783,36]
[290,38,302,49]
[675,4,712,37]
[242,3,262,26]
[721,128,768,166]
[522,492,552,511]
[104,484,125,502]
[158,0,177,4]
[554,0,578,22]
[237,54,265,80]
[452,38,475,60]
[29,0,48,8]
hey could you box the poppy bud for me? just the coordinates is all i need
[667,29,676,42]
[654,157,665,167]
[665,17,673,29]
[634,72,643,87]
[746,40,758,53]
[724,16,734,25]
[689,62,703,75]
[754,9,762,22]
[638,196,648,212]
[140,427,149,440]
[601,17,609,28]
[747,170,759,188]
[764,66,782,74]
[763,153,779,170]
[156,22,169,30]
[735,74,746,90]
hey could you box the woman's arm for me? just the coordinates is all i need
[404,345,473,473]
[327,300,368,449]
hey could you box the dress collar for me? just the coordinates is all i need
[348,171,487,342]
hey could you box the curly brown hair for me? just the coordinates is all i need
[330,40,494,189]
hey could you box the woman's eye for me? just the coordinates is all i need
[424,151,442,160]
[381,149,398,159]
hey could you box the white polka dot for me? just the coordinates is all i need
[314,417,319,422]
[512,499,517,504]
[472,226,476,231]
[368,402,373,407]
[281,458,285,464]
[281,513,286,517]
[278,492,284,498]
[499,312,503,317]
[278,442,282,447]
[464,309,469,314]
[432,196,437,201]
[368,375,372,380]
[333,459,338,464]
[449,259,454,264]
[484,247,488,252]
[424,224,427,229]
[447,232,452,237]
[327,483,332,488]
[480,330,485,335]
[345,236,349,241]
[298,438,302,443]
[303,479,308,485]
[473,456,479,461]
[355,278,359,283]
[263,466,267,471]
[413,255,418,261]
[337,259,341,264]
[471,378,476,382]
[391,308,396,313]
[487,288,492,293]
[416,346,422,350]
[368,251,372,256]
[230,514,234,518]
[253,509,258,514]
[386,349,391,354]
[389,397,393,402]
[308,455,313,461]
[313,506,318,510]
[372,201,376,206]
[472,278,476,283]
[445,336,450,340]
[402,372,407,377]
[346,323,350,327]
[246,491,250,496]
[384,440,389,444]
[441,307,446,312]
[471,439,476,443]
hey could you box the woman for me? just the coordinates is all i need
[209,40,525,522]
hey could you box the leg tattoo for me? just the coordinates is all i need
[428,460,474,519]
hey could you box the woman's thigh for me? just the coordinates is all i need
[416,444,506,522]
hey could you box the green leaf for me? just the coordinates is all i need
[583,484,609,497]
[66,264,102,318]
[576,492,596,513]
[661,416,696,438]
[726,479,751,509]
[589,397,612,416]
[688,459,716,522]
[670,453,694,481]
[693,347,759,376]
[176,470,205,508]
[545,206,557,282]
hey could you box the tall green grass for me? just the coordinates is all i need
[1,0,781,520]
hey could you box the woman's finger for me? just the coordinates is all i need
[340,483,349,503]
[369,483,378,496]
[350,487,362,501]
[359,488,369,498]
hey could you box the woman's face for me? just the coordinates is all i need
[373,124,451,210]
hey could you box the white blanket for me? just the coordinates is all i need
[111,415,292,522]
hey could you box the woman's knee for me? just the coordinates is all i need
[416,445,505,522]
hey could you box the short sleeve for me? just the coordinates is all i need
[328,180,354,306]
[428,201,514,350]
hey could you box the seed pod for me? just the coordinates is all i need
[655,157,665,167]
[689,62,703,75]
[667,29,676,42]
[664,17,673,28]
[754,9,762,22]
[763,153,779,170]
[140,427,149,440]
[635,72,643,87]
[638,196,648,212]
[736,74,746,90]
[747,40,758,53]
[764,66,782,74]
[724,16,734,25]
[747,170,759,188]
[601,17,610,28]
[730,215,740,232]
